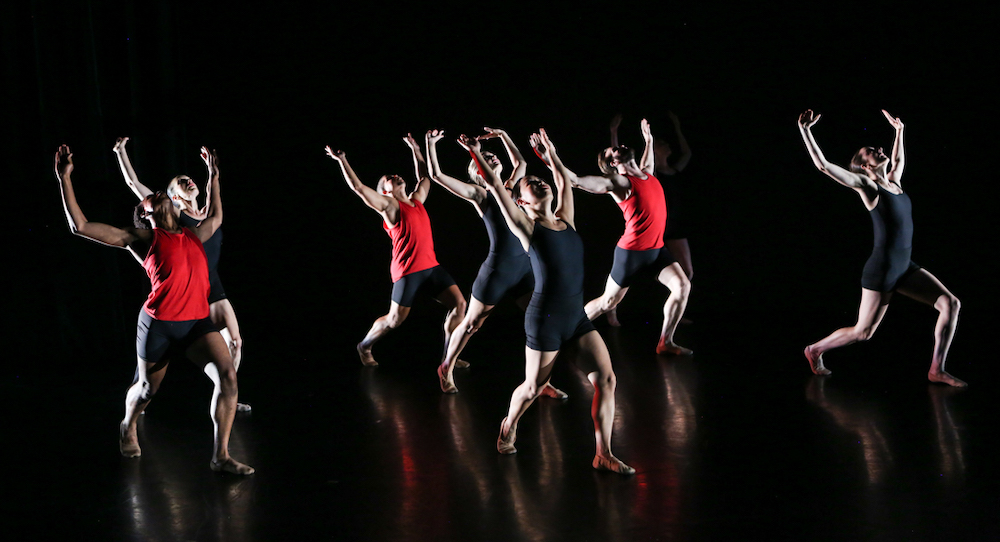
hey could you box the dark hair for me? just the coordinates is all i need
[849,147,870,174]
[597,146,635,174]
[133,202,152,229]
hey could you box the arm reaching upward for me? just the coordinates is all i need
[667,111,693,172]
[193,147,222,243]
[639,119,655,174]
[426,129,486,205]
[882,109,905,183]
[404,133,432,204]
[535,129,575,226]
[325,146,392,213]
[113,137,154,199]
[609,113,622,148]
[56,145,147,249]
[797,110,870,190]
[458,134,533,251]
[480,127,527,185]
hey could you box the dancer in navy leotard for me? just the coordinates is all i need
[55,144,253,474]
[114,138,250,411]
[326,135,467,370]
[459,129,634,474]
[425,128,565,398]
[797,110,965,387]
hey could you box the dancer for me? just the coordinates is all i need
[325,135,467,369]
[113,137,250,412]
[54,144,254,474]
[425,127,566,398]
[606,112,694,326]
[797,109,964,387]
[459,129,633,474]
[563,119,691,355]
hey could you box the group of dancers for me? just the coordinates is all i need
[53,109,965,478]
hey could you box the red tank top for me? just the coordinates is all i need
[142,227,211,320]
[616,172,667,251]
[383,200,439,282]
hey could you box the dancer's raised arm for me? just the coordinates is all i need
[191,147,222,243]
[666,111,693,171]
[540,135,629,198]
[479,127,527,184]
[426,129,486,205]
[882,109,905,183]
[458,134,532,249]
[404,133,432,204]
[113,137,154,199]
[534,129,575,226]
[798,110,870,190]
[609,113,623,148]
[55,145,148,249]
[325,146,393,214]
[639,119,655,174]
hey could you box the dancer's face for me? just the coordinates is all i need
[142,191,173,219]
[603,146,635,168]
[380,174,406,196]
[857,147,889,169]
[482,151,502,175]
[517,175,551,205]
[167,175,199,202]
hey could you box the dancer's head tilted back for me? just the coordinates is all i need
[597,146,637,175]
[849,147,889,176]
[166,175,200,210]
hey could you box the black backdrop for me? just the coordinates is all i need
[4,1,996,382]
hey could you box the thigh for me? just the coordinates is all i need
[434,284,466,310]
[186,330,235,370]
[858,288,893,330]
[524,347,561,387]
[656,261,687,288]
[564,330,613,377]
[896,268,955,307]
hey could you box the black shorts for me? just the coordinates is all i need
[609,246,677,288]
[136,309,218,365]
[524,294,596,352]
[861,249,921,292]
[471,255,534,306]
[208,271,227,304]
[390,265,457,307]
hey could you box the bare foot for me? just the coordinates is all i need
[497,417,517,455]
[606,311,622,327]
[236,402,252,412]
[210,457,255,475]
[929,371,968,388]
[539,383,568,400]
[593,454,635,475]
[804,346,832,376]
[119,421,141,458]
[455,359,470,369]
[437,365,458,394]
[656,340,692,356]
[357,343,378,367]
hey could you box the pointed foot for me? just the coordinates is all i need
[211,457,255,475]
[593,454,635,475]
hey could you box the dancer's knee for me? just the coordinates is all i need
[853,325,876,342]
[384,312,406,329]
[590,370,617,393]
[217,365,238,395]
[936,294,960,318]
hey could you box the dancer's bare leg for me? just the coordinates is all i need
[804,288,891,376]
[439,296,490,393]
[120,357,169,457]
[435,284,467,365]
[219,328,250,412]
[210,299,242,369]
[498,348,559,454]
[358,302,411,367]
[190,332,254,475]
[564,331,634,475]
[896,269,966,387]
[655,263,692,355]
[585,276,629,322]
[665,239,694,324]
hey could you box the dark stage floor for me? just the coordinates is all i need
[8,291,998,541]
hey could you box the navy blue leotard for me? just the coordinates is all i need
[861,185,920,292]
[524,222,595,351]
[177,212,227,302]
[471,192,533,305]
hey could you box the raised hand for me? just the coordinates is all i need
[426,129,446,145]
[529,132,550,164]
[325,146,346,162]
[610,113,623,132]
[456,134,481,152]
[476,126,505,141]
[667,111,680,126]
[882,109,904,130]
[798,109,822,129]
[113,137,129,154]
[640,118,653,140]
[403,133,420,150]
[55,144,74,178]
[200,146,218,174]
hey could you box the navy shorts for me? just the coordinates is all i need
[471,255,534,306]
[136,309,218,364]
[609,246,677,288]
[208,271,227,304]
[524,294,596,352]
[391,266,457,307]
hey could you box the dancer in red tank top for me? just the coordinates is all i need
[55,144,254,475]
[562,119,692,355]
[325,135,467,371]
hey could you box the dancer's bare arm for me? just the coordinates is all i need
[426,129,486,204]
[192,147,222,242]
[882,109,905,184]
[113,137,154,199]
[458,134,533,250]
[667,111,692,172]
[404,133,432,204]
[797,110,872,190]
[609,113,622,148]
[479,127,527,185]
[325,147,394,216]
[535,129,575,227]
[56,145,150,249]
[639,119,655,174]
